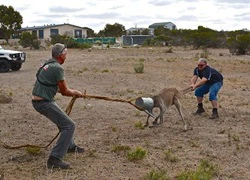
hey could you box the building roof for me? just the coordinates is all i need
[148,22,175,29]
[21,23,86,31]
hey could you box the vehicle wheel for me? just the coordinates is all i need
[0,60,11,73]
[11,63,22,71]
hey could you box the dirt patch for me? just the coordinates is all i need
[0,46,250,179]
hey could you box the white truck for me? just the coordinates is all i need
[0,45,26,73]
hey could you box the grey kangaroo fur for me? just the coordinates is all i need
[145,87,192,130]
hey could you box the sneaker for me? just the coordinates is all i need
[209,112,219,119]
[193,107,205,115]
[67,145,85,153]
[47,156,70,169]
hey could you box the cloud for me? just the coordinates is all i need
[75,12,121,19]
[40,14,69,18]
[148,0,174,6]
[217,0,250,3]
[176,15,198,21]
[108,5,124,10]
[2,0,250,32]
[49,6,85,13]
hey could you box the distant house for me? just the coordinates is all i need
[126,27,153,35]
[148,22,177,30]
[121,35,154,46]
[20,23,87,39]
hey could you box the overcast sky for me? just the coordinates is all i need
[1,0,250,33]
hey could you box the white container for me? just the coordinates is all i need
[135,97,155,118]
[135,97,154,110]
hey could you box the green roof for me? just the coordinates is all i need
[148,22,175,29]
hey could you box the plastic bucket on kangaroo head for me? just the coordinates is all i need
[135,97,155,118]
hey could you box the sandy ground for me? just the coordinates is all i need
[0,46,250,180]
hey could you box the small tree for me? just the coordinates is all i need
[50,34,78,48]
[99,23,126,37]
[227,33,250,55]
[19,32,41,49]
[141,28,150,35]
[0,5,23,43]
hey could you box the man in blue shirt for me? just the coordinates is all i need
[190,58,223,119]
[32,43,84,169]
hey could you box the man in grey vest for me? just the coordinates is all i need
[32,43,84,169]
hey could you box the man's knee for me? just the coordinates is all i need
[195,89,204,97]
[69,121,76,131]
[61,118,76,131]
[209,94,217,101]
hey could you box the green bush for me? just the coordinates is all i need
[144,169,169,180]
[50,34,79,48]
[133,62,144,73]
[19,32,41,49]
[227,34,250,55]
[112,144,131,153]
[127,147,147,161]
[134,121,145,129]
[176,159,219,180]
[79,43,92,49]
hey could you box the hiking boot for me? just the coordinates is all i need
[193,107,205,115]
[209,112,219,119]
[47,156,70,169]
[67,145,85,153]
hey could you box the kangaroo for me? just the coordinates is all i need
[145,87,192,131]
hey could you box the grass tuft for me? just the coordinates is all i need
[135,121,145,129]
[26,146,41,155]
[144,169,169,180]
[176,159,219,180]
[112,144,131,153]
[127,147,147,161]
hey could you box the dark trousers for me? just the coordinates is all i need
[32,100,76,159]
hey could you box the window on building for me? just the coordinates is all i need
[38,30,44,39]
[50,29,59,36]
[74,29,82,38]
[32,30,37,37]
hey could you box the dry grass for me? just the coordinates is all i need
[0,47,250,179]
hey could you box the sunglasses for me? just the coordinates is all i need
[60,45,67,55]
[198,64,205,67]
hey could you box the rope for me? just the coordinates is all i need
[80,90,144,111]
[2,87,192,149]
[2,94,143,149]
[3,96,78,149]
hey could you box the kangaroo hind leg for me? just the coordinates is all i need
[174,97,187,131]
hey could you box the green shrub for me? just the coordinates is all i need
[112,144,131,153]
[127,147,147,161]
[144,169,169,180]
[79,43,92,49]
[200,48,209,58]
[176,159,219,180]
[135,121,145,129]
[19,32,41,49]
[164,149,179,162]
[227,34,250,55]
[95,40,102,46]
[50,34,80,48]
[133,62,144,73]
[165,47,173,53]
[26,146,41,155]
